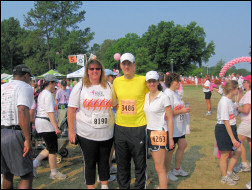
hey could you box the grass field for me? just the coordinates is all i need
[13,86,251,189]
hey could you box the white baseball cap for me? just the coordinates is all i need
[145,71,159,81]
[120,53,135,63]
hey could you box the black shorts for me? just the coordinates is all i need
[147,129,171,152]
[204,91,212,99]
[173,135,186,145]
[39,132,58,154]
[215,124,239,151]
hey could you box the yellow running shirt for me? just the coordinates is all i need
[113,75,149,127]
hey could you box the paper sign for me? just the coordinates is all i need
[77,54,85,66]
[68,55,77,63]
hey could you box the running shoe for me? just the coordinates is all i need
[33,167,38,178]
[233,163,251,173]
[228,171,240,181]
[110,165,117,174]
[108,175,116,182]
[101,185,109,189]
[50,171,67,180]
[167,171,178,181]
[221,176,237,185]
[97,175,116,182]
[205,112,212,116]
[246,181,251,189]
[172,168,189,177]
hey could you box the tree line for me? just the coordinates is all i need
[1,1,250,77]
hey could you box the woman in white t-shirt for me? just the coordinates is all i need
[164,73,191,182]
[68,59,117,189]
[202,75,212,115]
[143,71,174,189]
[215,80,241,185]
[33,75,67,180]
[233,75,251,174]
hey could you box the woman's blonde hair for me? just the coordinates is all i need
[224,80,238,95]
[83,59,107,89]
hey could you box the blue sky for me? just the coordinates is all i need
[1,1,251,71]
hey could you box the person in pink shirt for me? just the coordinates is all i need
[233,75,251,182]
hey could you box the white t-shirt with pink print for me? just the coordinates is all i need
[239,90,251,124]
[35,89,58,133]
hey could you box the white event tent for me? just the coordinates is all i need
[66,66,85,78]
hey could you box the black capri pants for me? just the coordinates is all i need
[77,135,113,185]
[39,132,58,154]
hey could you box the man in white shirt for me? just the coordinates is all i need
[1,64,34,189]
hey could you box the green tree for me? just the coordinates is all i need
[141,21,215,74]
[103,33,141,70]
[1,17,24,72]
[91,39,116,63]
[213,59,225,76]
[24,1,94,74]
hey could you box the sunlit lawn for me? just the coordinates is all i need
[13,85,251,189]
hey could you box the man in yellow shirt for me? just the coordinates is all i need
[113,53,149,189]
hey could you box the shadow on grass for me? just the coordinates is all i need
[168,145,205,189]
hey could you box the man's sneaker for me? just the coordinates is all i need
[172,168,189,177]
[167,171,178,181]
[110,165,117,174]
[33,167,38,178]
[108,175,116,182]
[233,163,251,173]
[50,171,67,180]
[228,172,240,181]
[221,176,237,185]
[246,181,251,189]
[97,175,116,183]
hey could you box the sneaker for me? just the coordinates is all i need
[233,163,251,173]
[33,167,38,178]
[101,185,109,189]
[167,171,178,181]
[246,181,251,189]
[205,112,212,116]
[108,175,116,182]
[172,168,189,177]
[221,176,237,185]
[110,165,117,174]
[50,171,67,180]
[228,172,240,181]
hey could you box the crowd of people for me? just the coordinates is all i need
[1,53,251,189]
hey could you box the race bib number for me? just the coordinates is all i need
[91,113,109,128]
[176,114,185,123]
[150,131,167,146]
[121,100,136,115]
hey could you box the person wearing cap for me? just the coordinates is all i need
[1,64,34,188]
[113,53,149,189]
[144,71,174,189]
[68,59,117,189]
[105,69,118,84]
[33,74,67,180]
[233,75,251,179]
[55,80,71,126]
[164,73,191,182]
